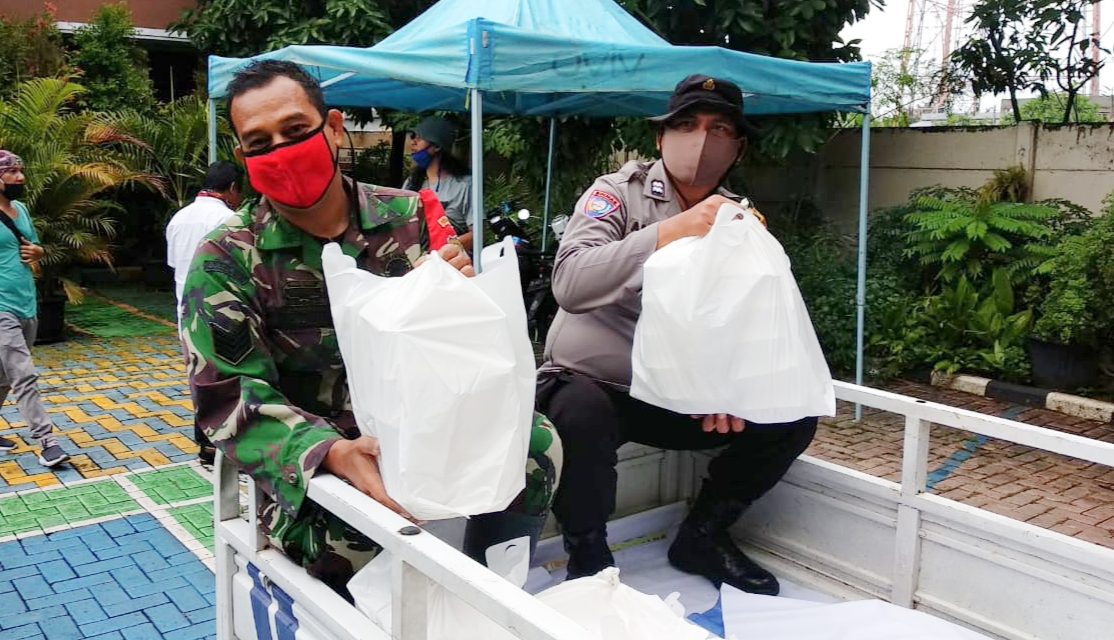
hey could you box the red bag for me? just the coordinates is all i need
[419,188,458,251]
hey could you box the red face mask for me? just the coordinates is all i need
[242,124,338,209]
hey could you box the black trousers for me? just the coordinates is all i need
[537,372,818,535]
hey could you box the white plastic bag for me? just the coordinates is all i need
[535,568,715,640]
[322,239,534,520]
[349,550,520,640]
[720,585,993,639]
[631,202,835,424]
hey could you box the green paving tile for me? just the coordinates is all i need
[130,466,211,506]
[0,480,138,536]
[169,502,214,551]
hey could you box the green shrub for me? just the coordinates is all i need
[1033,199,1114,349]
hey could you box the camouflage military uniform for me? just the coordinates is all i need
[181,177,561,596]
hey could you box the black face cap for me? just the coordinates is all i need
[650,74,757,138]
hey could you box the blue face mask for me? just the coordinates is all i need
[411,148,434,170]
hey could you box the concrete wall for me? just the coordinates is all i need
[744,123,1114,231]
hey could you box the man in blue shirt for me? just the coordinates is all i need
[0,150,69,467]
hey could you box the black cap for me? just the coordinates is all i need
[411,116,459,151]
[650,75,756,138]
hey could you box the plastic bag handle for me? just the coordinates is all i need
[713,200,749,227]
[705,200,752,244]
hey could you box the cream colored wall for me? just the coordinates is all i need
[742,123,1114,231]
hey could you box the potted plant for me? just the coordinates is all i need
[1030,209,1114,389]
[0,78,160,342]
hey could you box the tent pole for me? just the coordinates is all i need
[854,114,872,421]
[470,88,485,272]
[207,99,218,164]
[541,118,557,252]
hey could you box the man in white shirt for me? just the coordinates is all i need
[166,161,241,463]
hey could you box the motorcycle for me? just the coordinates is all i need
[486,203,565,344]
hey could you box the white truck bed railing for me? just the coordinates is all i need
[215,381,1114,640]
[213,456,585,640]
[727,382,1114,640]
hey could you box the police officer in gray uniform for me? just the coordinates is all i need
[537,75,818,595]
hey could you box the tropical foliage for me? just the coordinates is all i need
[0,78,160,301]
[0,8,69,95]
[70,3,157,114]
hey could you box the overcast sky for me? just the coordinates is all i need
[840,0,1114,112]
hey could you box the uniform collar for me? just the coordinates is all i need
[256,177,395,252]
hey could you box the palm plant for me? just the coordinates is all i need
[116,95,235,219]
[0,77,161,302]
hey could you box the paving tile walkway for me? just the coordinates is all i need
[0,463,216,640]
[807,380,1114,548]
[0,334,195,494]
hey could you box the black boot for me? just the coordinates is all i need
[563,528,615,580]
[668,484,779,595]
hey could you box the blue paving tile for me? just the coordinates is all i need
[23,532,89,554]
[94,540,154,562]
[101,593,169,618]
[185,607,215,625]
[1,550,62,570]
[24,587,91,610]
[36,559,75,584]
[0,604,65,630]
[73,556,134,578]
[91,582,131,608]
[121,623,163,640]
[163,622,215,640]
[0,565,39,583]
[5,623,42,640]
[132,549,169,573]
[85,633,125,640]
[13,575,53,600]
[64,598,108,624]
[42,615,82,640]
[146,602,190,633]
[51,572,116,593]
[184,569,215,596]
[101,517,136,538]
[79,612,150,637]
[56,545,96,567]
[123,576,189,599]
[167,586,208,613]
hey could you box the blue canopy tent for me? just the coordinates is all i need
[206,0,875,400]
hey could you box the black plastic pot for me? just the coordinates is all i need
[35,297,66,344]
[1028,339,1098,390]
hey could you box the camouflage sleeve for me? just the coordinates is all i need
[181,239,341,516]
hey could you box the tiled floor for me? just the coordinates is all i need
[0,334,196,494]
[0,464,216,640]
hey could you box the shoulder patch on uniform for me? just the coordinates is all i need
[584,190,621,219]
[212,321,252,366]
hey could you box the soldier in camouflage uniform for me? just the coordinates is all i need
[181,60,561,599]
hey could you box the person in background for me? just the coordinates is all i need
[0,150,70,467]
[537,75,817,595]
[166,161,242,465]
[403,116,474,249]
